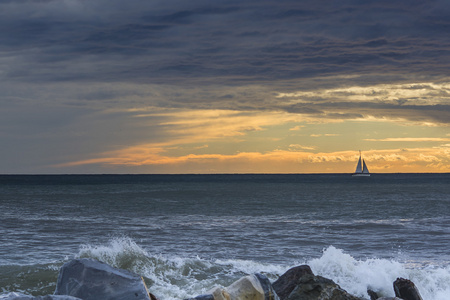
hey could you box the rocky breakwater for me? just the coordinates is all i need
[188,265,423,300]
[1,259,424,300]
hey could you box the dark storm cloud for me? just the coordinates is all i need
[1,0,449,85]
[279,101,450,124]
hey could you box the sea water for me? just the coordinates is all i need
[0,174,449,299]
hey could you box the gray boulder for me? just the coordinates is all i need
[393,278,422,300]
[206,273,279,300]
[254,273,279,300]
[285,274,363,300]
[54,258,151,300]
[272,265,313,300]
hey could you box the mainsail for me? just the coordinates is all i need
[355,156,362,173]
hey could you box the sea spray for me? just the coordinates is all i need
[308,246,408,298]
[78,236,152,272]
[308,246,450,300]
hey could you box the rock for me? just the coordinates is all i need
[0,293,81,300]
[367,289,378,300]
[285,274,363,300]
[35,297,82,300]
[149,292,160,300]
[393,278,423,300]
[254,273,279,300]
[206,288,230,300]
[272,265,313,300]
[54,258,151,300]
[206,273,279,300]
[376,298,403,300]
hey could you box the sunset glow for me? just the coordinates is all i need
[0,1,449,173]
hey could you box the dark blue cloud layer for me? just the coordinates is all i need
[1,0,449,85]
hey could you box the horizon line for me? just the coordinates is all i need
[1,172,449,176]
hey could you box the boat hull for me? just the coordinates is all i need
[352,173,370,177]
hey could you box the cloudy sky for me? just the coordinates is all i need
[1,0,449,174]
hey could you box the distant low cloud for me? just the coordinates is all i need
[310,134,340,137]
[365,138,450,142]
[289,125,304,131]
[56,146,450,173]
[289,144,316,150]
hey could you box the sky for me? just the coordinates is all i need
[0,0,449,174]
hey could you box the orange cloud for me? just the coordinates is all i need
[57,146,450,173]
[289,125,304,131]
[365,138,450,142]
[310,134,340,137]
[289,144,317,150]
[132,108,305,145]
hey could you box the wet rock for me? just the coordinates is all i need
[254,273,279,300]
[36,297,81,300]
[207,273,279,300]
[285,274,363,300]
[366,289,378,300]
[54,258,151,300]
[206,288,229,300]
[272,265,313,300]
[393,278,423,300]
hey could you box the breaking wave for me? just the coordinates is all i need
[1,237,449,300]
[309,246,450,299]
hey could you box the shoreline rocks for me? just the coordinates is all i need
[3,259,424,300]
[283,274,363,300]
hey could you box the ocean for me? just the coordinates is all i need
[0,174,449,299]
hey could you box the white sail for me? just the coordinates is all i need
[362,160,369,174]
[355,157,362,173]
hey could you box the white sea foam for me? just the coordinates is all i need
[77,237,232,299]
[76,238,450,300]
[308,246,450,300]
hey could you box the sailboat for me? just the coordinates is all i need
[352,151,370,176]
